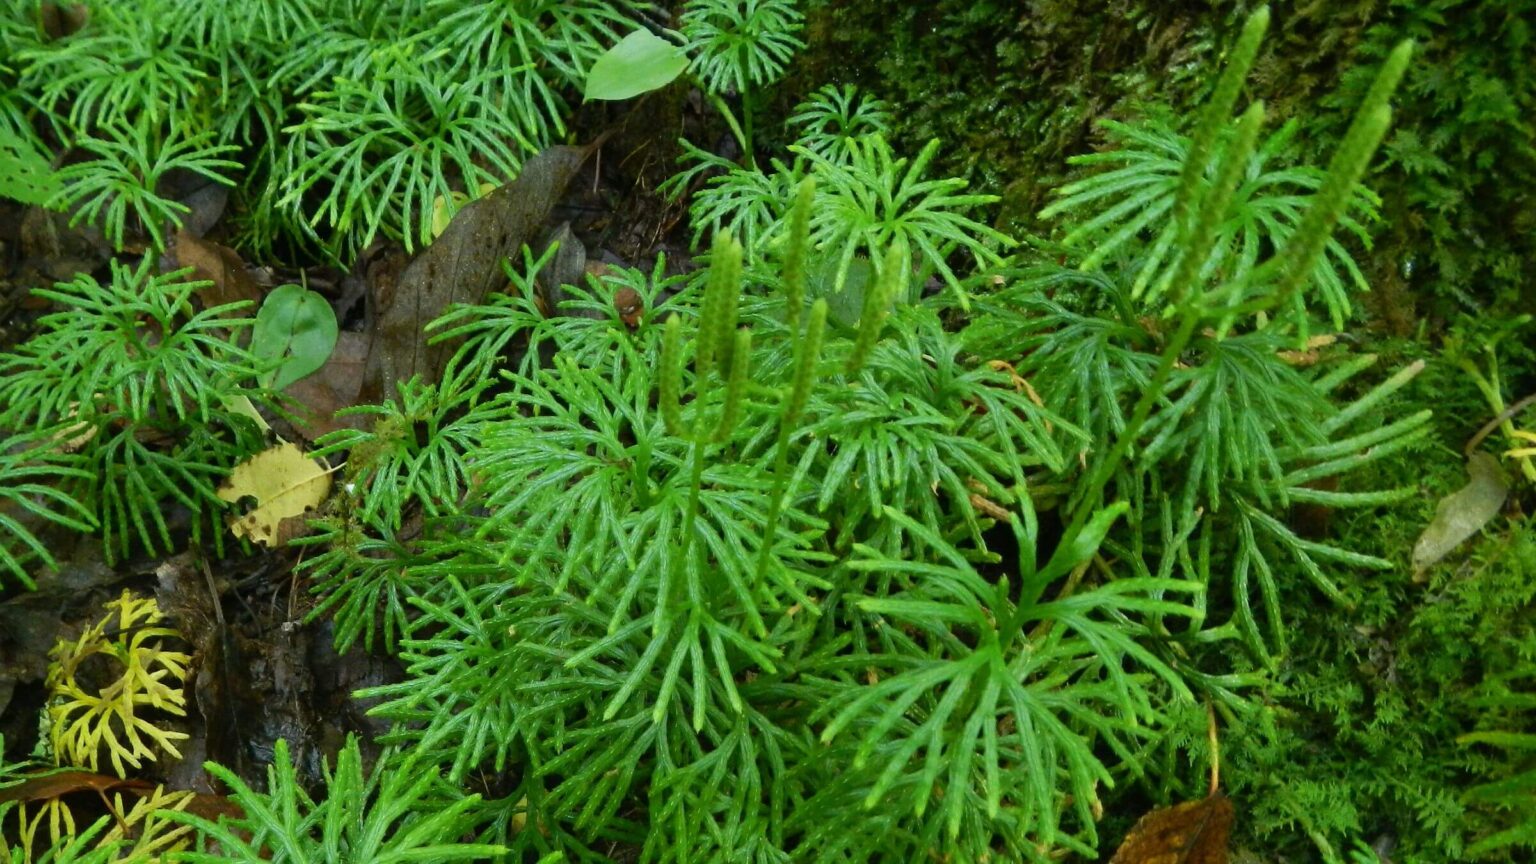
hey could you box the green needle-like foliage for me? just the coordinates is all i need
[474,340,828,624]
[0,434,94,590]
[428,0,649,143]
[299,354,518,652]
[340,181,1197,858]
[681,0,805,97]
[280,53,532,261]
[0,261,266,561]
[786,84,890,162]
[167,735,506,863]
[978,264,1433,663]
[297,515,495,655]
[0,262,257,433]
[665,142,800,255]
[963,269,1159,447]
[809,504,1198,855]
[808,304,1078,553]
[313,368,510,532]
[0,13,29,142]
[1039,114,1379,329]
[18,2,207,132]
[48,119,240,253]
[425,242,697,389]
[984,12,1421,666]
[3,0,653,261]
[266,0,650,261]
[794,134,1014,307]
[0,4,1450,861]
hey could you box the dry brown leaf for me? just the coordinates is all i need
[282,330,371,438]
[216,442,332,547]
[167,230,264,313]
[1109,792,1234,864]
[360,144,594,403]
[39,2,89,39]
[0,770,151,804]
[614,285,644,328]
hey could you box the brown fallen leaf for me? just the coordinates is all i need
[176,790,244,823]
[166,229,264,313]
[359,144,595,403]
[615,285,644,329]
[1109,792,1234,864]
[0,770,152,804]
[39,2,89,39]
[282,330,371,438]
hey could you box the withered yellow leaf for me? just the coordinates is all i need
[217,442,332,547]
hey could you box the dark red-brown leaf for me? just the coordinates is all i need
[358,144,594,403]
[0,771,152,804]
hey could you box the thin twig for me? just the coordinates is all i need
[1465,391,1536,457]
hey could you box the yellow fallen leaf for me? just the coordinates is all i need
[217,442,333,547]
[430,191,468,239]
[430,182,501,239]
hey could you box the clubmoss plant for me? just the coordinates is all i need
[0,434,94,590]
[17,2,207,133]
[430,245,696,387]
[0,15,31,142]
[166,735,507,863]
[786,83,890,162]
[45,591,190,777]
[307,11,1422,859]
[669,126,1011,313]
[297,515,464,655]
[310,367,510,533]
[1039,113,1379,330]
[794,133,1014,307]
[1,808,131,864]
[427,0,651,144]
[5,0,652,261]
[0,3,1457,862]
[666,141,799,254]
[681,0,805,157]
[352,164,1162,863]
[959,18,1424,666]
[279,53,532,261]
[48,118,240,252]
[0,260,268,561]
[0,125,62,207]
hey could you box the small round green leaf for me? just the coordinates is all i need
[585,29,688,101]
[253,284,338,391]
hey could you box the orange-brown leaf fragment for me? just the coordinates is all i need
[0,770,151,804]
[1109,792,1234,864]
